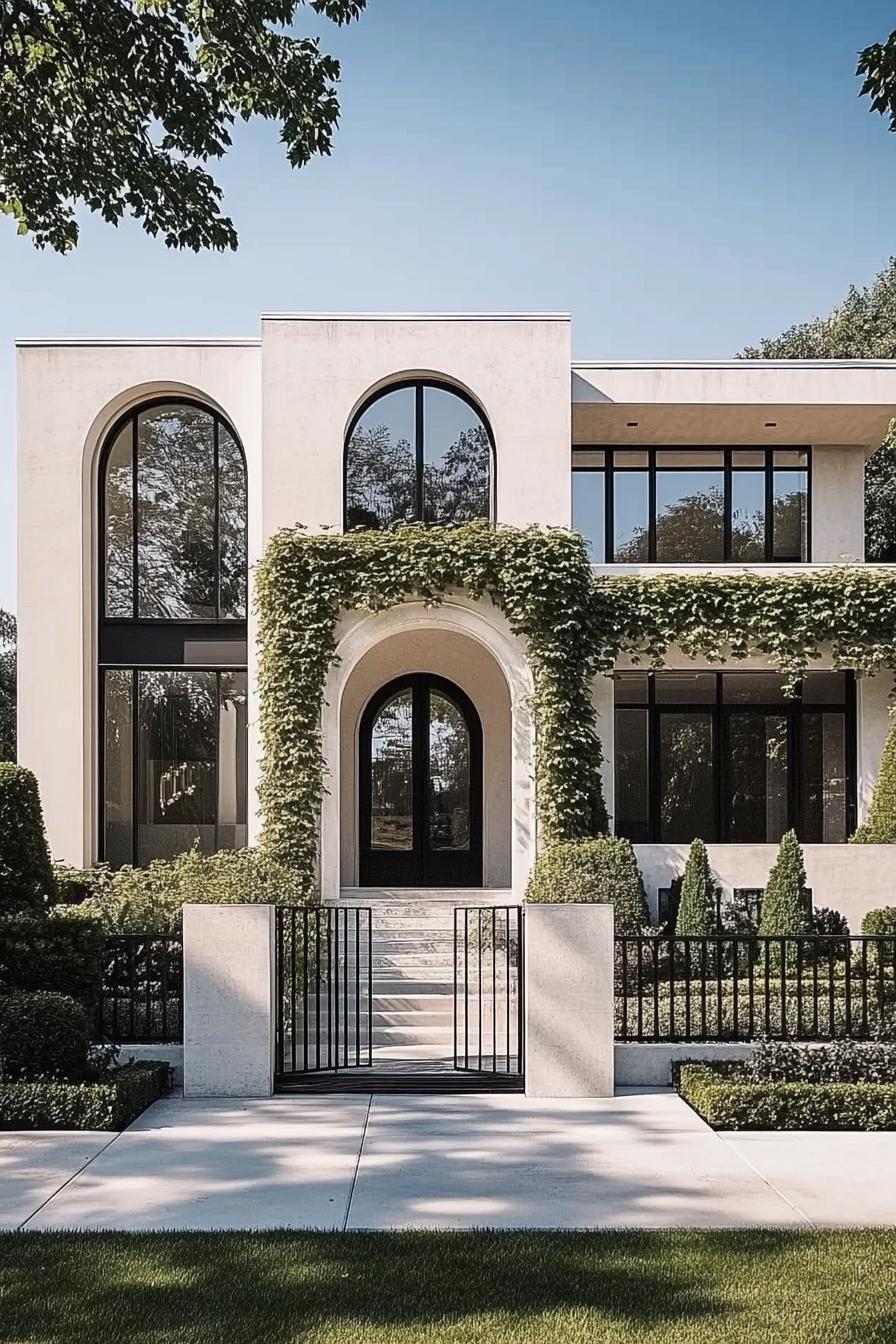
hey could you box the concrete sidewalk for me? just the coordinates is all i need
[2,1088,894,1231]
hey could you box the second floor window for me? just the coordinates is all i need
[572,447,809,564]
[345,381,493,529]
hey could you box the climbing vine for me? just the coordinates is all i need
[255,523,606,892]
[256,521,896,892]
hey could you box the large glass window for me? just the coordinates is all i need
[99,400,248,866]
[345,381,493,529]
[613,670,854,843]
[572,447,810,563]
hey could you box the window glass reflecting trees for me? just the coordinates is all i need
[99,400,248,866]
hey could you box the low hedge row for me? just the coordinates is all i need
[0,1061,170,1131]
[678,1062,896,1131]
[0,913,105,1007]
[615,993,894,1040]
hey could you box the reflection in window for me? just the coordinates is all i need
[369,689,414,851]
[572,448,809,562]
[345,382,492,529]
[102,401,247,621]
[429,692,471,851]
[103,669,247,866]
[613,671,853,843]
[655,471,724,562]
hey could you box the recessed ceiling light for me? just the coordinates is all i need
[765,421,778,428]
[626,421,639,428]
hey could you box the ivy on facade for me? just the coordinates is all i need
[256,522,896,890]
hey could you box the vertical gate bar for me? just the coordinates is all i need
[453,909,458,1070]
[862,939,869,1039]
[274,913,282,1075]
[330,909,337,1071]
[684,939,691,1043]
[844,936,853,1038]
[290,908,298,1073]
[796,938,803,1040]
[160,939,169,1044]
[517,907,525,1075]
[779,938,787,1038]
[652,939,660,1043]
[763,939,771,1037]
[355,908,361,1067]
[715,936,723,1042]
[748,938,755,1040]
[143,940,152,1041]
[301,909,308,1072]
[828,940,835,1039]
[367,909,373,1067]
[477,907,483,1071]
[621,939,628,1040]
[343,909,349,1069]
[812,938,819,1038]
[505,908,511,1072]
[879,938,887,1036]
[732,938,739,1042]
[637,938,644,1041]
[128,940,136,1041]
[492,907,497,1072]
[668,935,675,1043]
[700,939,708,1041]
[464,909,469,1070]
[315,910,322,1071]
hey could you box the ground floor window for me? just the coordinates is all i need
[613,670,856,844]
[101,667,248,866]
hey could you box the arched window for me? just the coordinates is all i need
[99,399,248,866]
[344,381,493,530]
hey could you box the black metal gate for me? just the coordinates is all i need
[454,906,524,1077]
[275,907,372,1086]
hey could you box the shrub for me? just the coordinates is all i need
[525,837,649,933]
[812,906,850,937]
[678,1062,896,1131]
[0,1060,169,1130]
[674,839,719,936]
[72,847,308,934]
[745,1039,896,1084]
[0,991,90,1081]
[52,864,97,905]
[852,707,896,842]
[760,830,812,937]
[863,907,896,937]
[0,764,55,914]
[0,913,105,1007]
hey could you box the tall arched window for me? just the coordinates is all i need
[344,381,494,530]
[99,399,248,866]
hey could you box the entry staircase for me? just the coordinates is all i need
[331,888,517,1071]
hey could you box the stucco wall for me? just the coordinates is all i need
[260,315,573,534]
[16,341,262,865]
[811,445,865,562]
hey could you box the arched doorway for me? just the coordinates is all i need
[359,674,483,887]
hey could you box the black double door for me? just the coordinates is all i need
[359,674,482,887]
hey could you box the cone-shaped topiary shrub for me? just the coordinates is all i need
[760,830,812,937]
[0,764,54,915]
[851,708,896,843]
[674,839,719,936]
[525,837,650,934]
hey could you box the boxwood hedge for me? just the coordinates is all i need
[678,1062,896,1131]
[0,1060,169,1131]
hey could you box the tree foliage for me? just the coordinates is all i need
[741,257,896,561]
[760,830,812,938]
[852,707,896,843]
[0,609,14,761]
[674,838,719,937]
[0,0,367,252]
[0,763,55,914]
[524,838,650,933]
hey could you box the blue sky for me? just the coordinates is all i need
[2,0,896,610]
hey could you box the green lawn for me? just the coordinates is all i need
[2,1230,896,1343]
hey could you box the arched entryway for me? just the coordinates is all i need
[359,674,483,887]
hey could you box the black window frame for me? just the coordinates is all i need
[613,670,856,844]
[572,446,812,564]
[98,398,248,865]
[343,379,496,530]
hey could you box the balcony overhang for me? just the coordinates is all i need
[572,361,896,451]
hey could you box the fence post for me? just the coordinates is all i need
[182,903,276,1098]
[524,902,615,1097]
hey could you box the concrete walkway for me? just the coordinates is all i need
[2,1088,894,1231]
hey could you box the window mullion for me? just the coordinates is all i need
[764,450,774,562]
[723,449,732,561]
[648,449,657,563]
[131,415,138,620]
[415,384,425,521]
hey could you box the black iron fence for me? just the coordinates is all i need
[276,906,372,1079]
[98,935,183,1043]
[615,934,896,1042]
[454,906,524,1075]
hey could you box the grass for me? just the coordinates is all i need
[2,1230,896,1343]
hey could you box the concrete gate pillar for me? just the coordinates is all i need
[182,904,276,1097]
[524,903,615,1097]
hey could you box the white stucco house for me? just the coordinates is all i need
[15,313,896,931]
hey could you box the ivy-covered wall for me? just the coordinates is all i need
[255,522,896,894]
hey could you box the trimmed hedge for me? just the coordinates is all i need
[525,837,649,934]
[0,913,105,1007]
[0,991,90,1081]
[863,906,896,937]
[0,1060,169,1130]
[52,864,96,906]
[0,763,55,914]
[678,1062,896,1130]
